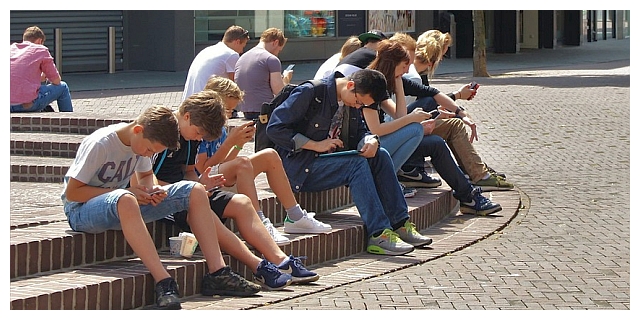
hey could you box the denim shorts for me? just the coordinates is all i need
[64,180,196,234]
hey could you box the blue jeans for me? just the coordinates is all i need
[378,122,423,173]
[10,81,73,112]
[403,134,474,202]
[299,147,408,237]
[64,180,195,233]
[407,96,438,113]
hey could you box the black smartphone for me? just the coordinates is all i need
[428,109,440,119]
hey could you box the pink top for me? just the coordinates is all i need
[10,41,60,105]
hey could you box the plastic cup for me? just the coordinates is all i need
[179,233,199,258]
[169,236,182,256]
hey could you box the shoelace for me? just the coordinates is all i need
[290,256,308,270]
[260,262,282,281]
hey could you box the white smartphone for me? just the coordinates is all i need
[284,64,295,72]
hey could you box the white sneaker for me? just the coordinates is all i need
[262,218,290,245]
[283,210,332,234]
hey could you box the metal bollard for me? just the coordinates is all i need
[108,27,116,73]
[54,28,62,74]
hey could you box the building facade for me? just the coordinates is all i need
[9,10,630,74]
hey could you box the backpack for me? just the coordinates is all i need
[255,79,324,152]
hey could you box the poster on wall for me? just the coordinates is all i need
[337,10,366,37]
[368,10,415,33]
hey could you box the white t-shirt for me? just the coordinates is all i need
[313,53,341,80]
[182,42,239,101]
[61,123,153,205]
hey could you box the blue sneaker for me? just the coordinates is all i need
[398,167,442,188]
[254,259,293,290]
[460,187,502,216]
[278,256,320,284]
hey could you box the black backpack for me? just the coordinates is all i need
[255,79,324,152]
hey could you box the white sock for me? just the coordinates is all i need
[285,204,304,221]
[277,256,290,267]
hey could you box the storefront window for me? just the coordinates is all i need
[194,10,336,44]
[284,10,335,38]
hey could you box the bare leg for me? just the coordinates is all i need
[213,215,263,273]
[222,194,288,264]
[117,194,170,282]
[248,149,298,209]
[218,157,262,212]
[185,183,227,273]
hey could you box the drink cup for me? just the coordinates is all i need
[179,232,199,258]
[169,236,182,256]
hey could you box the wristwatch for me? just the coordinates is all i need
[455,106,465,115]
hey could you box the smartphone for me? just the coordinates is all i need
[207,186,221,193]
[428,109,440,119]
[149,189,166,195]
[284,64,295,72]
[470,81,479,89]
[319,150,361,157]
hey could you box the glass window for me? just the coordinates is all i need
[194,10,336,44]
[284,10,335,38]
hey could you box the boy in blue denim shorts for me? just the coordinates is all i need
[61,104,261,310]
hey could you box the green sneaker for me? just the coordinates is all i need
[394,220,433,247]
[474,173,514,191]
[367,229,414,256]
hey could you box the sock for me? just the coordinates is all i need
[392,218,408,231]
[285,204,304,221]
[277,256,290,267]
[256,210,267,222]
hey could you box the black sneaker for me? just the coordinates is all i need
[154,277,181,310]
[460,188,502,216]
[41,105,55,112]
[398,167,442,188]
[201,266,261,297]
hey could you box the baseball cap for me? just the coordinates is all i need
[358,30,387,43]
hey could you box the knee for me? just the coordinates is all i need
[264,148,283,165]
[116,193,139,215]
[236,156,253,171]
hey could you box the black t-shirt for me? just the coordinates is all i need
[336,47,376,69]
[152,135,200,184]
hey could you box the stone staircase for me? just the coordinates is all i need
[9,112,459,310]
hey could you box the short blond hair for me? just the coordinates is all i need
[204,76,244,102]
[260,27,287,46]
[340,36,362,60]
[23,26,46,42]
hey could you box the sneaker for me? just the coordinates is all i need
[283,210,332,234]
[41,105,55,112]
[201,266,262,297]
[485,163,506,179]
[254,259,293,290]
[278,255,320,284]
[473,173,514,191]
[400,183,417,198]
[397,167,442,188]
[367,229,415,256]
[263,218,290,245]
[154,277,181,310]
[394,220,433,247]
[460,188,503,216]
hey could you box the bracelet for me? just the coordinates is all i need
[233,145,243,150]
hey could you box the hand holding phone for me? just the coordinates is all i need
[149,189,166,196]
[428,109,440,119]
[285,64,295,72]
[470,81,479,89]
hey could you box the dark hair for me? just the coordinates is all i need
[135,105,180,150]
[349,69,387,103]
[367,40,410,93]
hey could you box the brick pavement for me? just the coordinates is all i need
[254,60,631,310]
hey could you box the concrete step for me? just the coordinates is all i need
[10,132,86,158]
[11,113,131,134]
